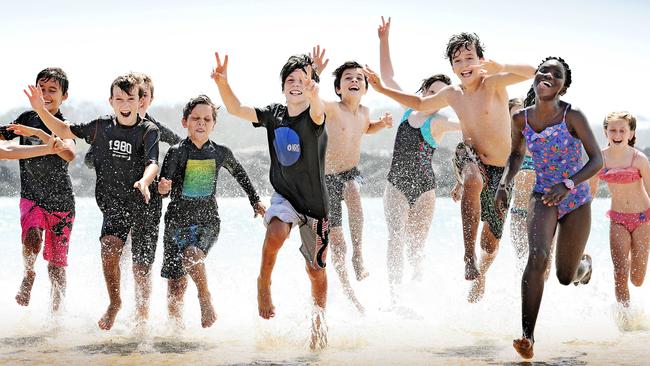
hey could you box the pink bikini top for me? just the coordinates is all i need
[598,150,641,184]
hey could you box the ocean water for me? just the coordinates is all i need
[0,196,648,365]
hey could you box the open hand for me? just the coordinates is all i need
[210,52,229,85]
[47,134,66,154]
[7,124,45,139]
[253,202,267,218]
[542,184,570,206]
[158,177,172,195]
[361,65,385,92]
[473,59,504,76]
[302,64,320,102]
[309,45,329,76]
[134,179,151,204]
[378,16,391,39]
[380,112,393,128]
[23,85,46,112]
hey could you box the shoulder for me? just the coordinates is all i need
[634,148,649,165]
[512,108,527,128]
[15,110,38,124]
[141,119,160,132]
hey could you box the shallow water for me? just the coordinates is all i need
[0,197,648,365]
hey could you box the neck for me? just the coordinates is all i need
[608,143,632,157]
[190,136,209,148]
[286,100,309,116]
[116,114,139,126]
[460,77,482,93]
[534,98,562,117]
[340,97,361,112]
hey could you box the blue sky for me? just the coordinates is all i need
[2,0,648,126]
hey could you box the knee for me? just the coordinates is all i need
[133,262,153,277]
[182,247,204,268]
[556,269,575,286]
[265,221,289,250]
[306,265,326,281]
[463,173,483,193]
[481,239,499,254]
[527,248,550,273]
[168,277,188,297]
[631,275,645,287]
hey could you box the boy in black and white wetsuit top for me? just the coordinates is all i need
[158,95,264,329]
[211,52,330,350]
[24,73,160,331]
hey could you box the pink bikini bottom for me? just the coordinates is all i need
[607,208,650,233]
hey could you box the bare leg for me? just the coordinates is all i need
[167,276,188,328]
[555,202,592,286]
[47,263,66,313]
[258,218,291,319]
[98,235,124,330]
[383,184,410,299]
[630,222,650,288]
[405,189,436,281]
[343,180,368,281]
[468,226,500,303]
[461,163,484,280]
[133,262,152,325]
[610,223,632,306]
[306,260,328,350]
[516,195,558,358]
[183,246,216,328]
[16,228,42,306]
[510,170,535,271]
[329,228,364,313]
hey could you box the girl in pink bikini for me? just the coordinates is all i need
[591,112,650,308]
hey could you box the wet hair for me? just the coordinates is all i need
[524,56,573,107]
[332,61,368,99]
[603,111,637,147]
[131,72,154,98]
[508,97,524,112]
[416,74,452,94]
[445,33,485,64]
[110,73,144,98]
[280,54,319,91]
[182,94,220,122]
[36,67,69,95]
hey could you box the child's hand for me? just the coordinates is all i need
[495,186,509,218]
[380,112,393,128]
[23,85,46,112]
[450,182,463,202]
[210,52,229,85]
[378,16,391,40]
[302,65,320,102]
[134,179,151,204]
[7,124,45,139]
[362,65,385,92]
[158,177,172,195]
[253,202,267,218]
[475,59,504,76]
[309,45,329,76]
[46,134,65,154]
[542,184,570,206]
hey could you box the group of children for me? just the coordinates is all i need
[1,16,649,359]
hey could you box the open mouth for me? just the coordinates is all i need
[348,86,360,91]
[120,111,132,118]
[539,80,553,88]
[612,139,623,144]
[289,90,303,96]
[460,70,473,78]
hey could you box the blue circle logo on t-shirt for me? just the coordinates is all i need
[273,127,301,166]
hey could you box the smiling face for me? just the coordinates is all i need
[533,59,567,101]
[451,43,482,85]
[182,103,215,144]
[109,86,141,125]
[37,78,68,115]
[335,67,367,99]
[605,118,634,148]
[283,68,309,104]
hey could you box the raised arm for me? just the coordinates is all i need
[482,60,536,89]
[310,45,329,77]
[6,124,75,162]
[378,16,402,91]
[211,52,259,123]
[23,86,76,139]
[362,65,451,111]
[495,111,528,216]
[303,65,325,125]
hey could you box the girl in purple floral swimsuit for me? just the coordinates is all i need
[495,57,603,360]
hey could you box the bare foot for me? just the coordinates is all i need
[310,309,328,351]
[574,254,592,286]
[513,337,534,359]
[98,301,121,330]
[467,276,485,303]
[16,270,36,306]
[464,259,480,281]
[352,255,369,281]
[198,295,217,328]
[257,278,275,319]
[51,286,64,313]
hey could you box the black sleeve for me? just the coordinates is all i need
[253,104,278,129]
[158,122,182,145]
[143,125,160,166]
[70,119,100,143]
[222,147,260,206]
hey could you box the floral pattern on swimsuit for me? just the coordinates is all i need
[522,104,591,218]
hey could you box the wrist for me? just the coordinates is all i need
[562,178,575,190]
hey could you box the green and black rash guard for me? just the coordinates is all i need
[160,138,260,228]
[70,115,159,207]
[254,103,328,220]
[0,110,75,212]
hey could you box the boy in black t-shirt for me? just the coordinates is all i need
[24,73,160,331]
[212,52,329,349]
[157,95,265,328]
[0,68,76,313]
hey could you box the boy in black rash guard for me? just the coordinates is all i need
[212,52,329,349]
[0,68,76,314]
[23,73,160,331]
[85,72,182,324]
[158,95,265,329]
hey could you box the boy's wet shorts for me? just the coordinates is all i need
[452,142,513,239]
[20,198,75,267]
[325,167,363,228]
[161,222,220,280]
[98,198,156,266]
